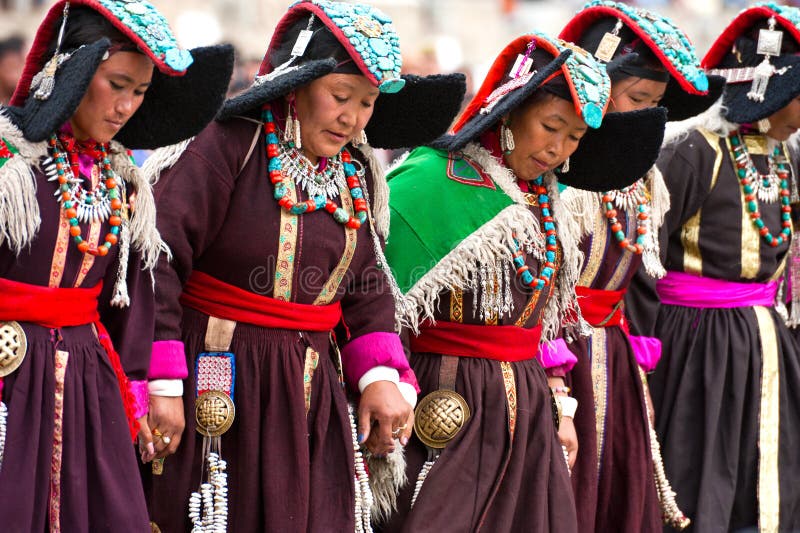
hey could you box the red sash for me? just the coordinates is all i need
[411,320,542,362]
[0,277,138,440]
[180,271,343,331]
[576,285,626,327]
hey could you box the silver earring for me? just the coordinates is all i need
[353,130,367,146]
[293,115,302,150]
[561,157,570,173]
[757,118,772,134]
[500,123,515,154]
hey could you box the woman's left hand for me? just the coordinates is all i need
[357,381,414,456]
[557,415,578,469]
[137,415,156,464]
[148,395,185,459]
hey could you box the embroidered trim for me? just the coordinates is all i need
[579,209,607,287]
[755,305,780,533]
[273,176,299,302]
[303,346,320,416]
[48,349,69,532]
[500,361,517,439]
[590,328,608,474]
[48,209,70,288]
[450,288,463,323]
[446,154,496,189]
[314,183,358,305]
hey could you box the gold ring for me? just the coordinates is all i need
[152,428,163,438]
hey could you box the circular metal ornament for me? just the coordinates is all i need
[195,390,235,437]
[414,389,471,449]
[0,321,27,377]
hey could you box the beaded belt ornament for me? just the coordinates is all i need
[0,321,26,377]
[195,352,236,437]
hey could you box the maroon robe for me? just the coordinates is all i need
[145,116,400,532]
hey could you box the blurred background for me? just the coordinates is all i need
[0,0,795,105]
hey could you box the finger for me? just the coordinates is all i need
[400,411,414,446]
[156,432,182,459]
[568,448,577,469]
[357,407,372,446]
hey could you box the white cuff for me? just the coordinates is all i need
[556,395,578,419]
[358,366,399,393]
[397,382,418,408]
[148,379,184,397]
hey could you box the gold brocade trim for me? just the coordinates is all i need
[500,361,517,440]
[590,328,608,472]
[769,255,787,283]
[74,218,101,288]
[273,178,299,302]
[450,288,463,323]
[579,208,607,286]
[754,306,780,533]
[514,290,541,327]
[728,136,761,279]
[681,130,725,275]
[48,349,69,532]
[303,346,320,415]
[744,135,770,156]
[606,211,635,290]
[48,209,70,288]
[314,185,358,305]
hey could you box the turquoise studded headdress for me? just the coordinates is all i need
[265,0,404,93]
[560,0,724,121]
[8,0,234,148]
[436,32,667,192]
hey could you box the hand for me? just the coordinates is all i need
[358,381,414,456]
[557,415,578,469]
[137,415,156,464]
[148,395,185,459]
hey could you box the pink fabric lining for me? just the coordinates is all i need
[657,271,777,308]
[129,380,149,419]
[537,338,578,373]
[341,331,418,392]
[628,335,662,373]
[149,340,189,380]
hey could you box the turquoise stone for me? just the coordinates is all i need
[369,37,391,56]
[377,56,394,70]
[582,103,603,129]
[379,78,405,93]
[579,64,602,84]
[582,81,600,102]
[165,48,193,71]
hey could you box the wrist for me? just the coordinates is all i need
[555,395,578,419]
[148,379,184,397]
[358,366,400,393]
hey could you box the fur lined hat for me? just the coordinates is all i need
[218,0,466,149]
[6,0,234,149]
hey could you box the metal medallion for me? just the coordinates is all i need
[195,390,235,437]
[0,321,27,377]
[414,389,471,449]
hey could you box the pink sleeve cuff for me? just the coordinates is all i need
[628,335,662,373]
[148,340,189,380]
[129,380,149,419]
[399,367,421,394]
[537,339,578,373]
[341,331,411,390]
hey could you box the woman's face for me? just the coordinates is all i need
[293,73,380,163]
[503,94,588,181]
[608,76,667,113]
[70,51,153,143]
[765,95,800,141]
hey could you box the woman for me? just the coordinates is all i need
[380,32,667,532]
[0,1,232,530]
[626,4,800,530]
[553,3,723,530]
[143,1,465,531]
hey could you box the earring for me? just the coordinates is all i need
[561,157,570,173]
[500,123,515,154]
[757,118,772,134]
[353,130,368,146]
[284,99,302,149]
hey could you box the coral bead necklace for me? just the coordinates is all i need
[601,181,650,255]
[262,106,368,229]
[46,133,123,256]
[729,131,792,248]
[512,175,558,291]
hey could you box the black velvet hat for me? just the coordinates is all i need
[7,0,234,149]
[433,32,666,192]
[216,0,466,150]
[704,3,800,124]
[560,1,723,121]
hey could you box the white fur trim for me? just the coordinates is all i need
[148,379,184,397]
[358,366,400,393]
[663,99,735,147]
[355,143,390,238]
[397,382,418,408]
[141,137,194,185]
[367,446,407,524]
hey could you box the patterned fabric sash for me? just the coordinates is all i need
[411,320,542,361]
[181,271,342,331]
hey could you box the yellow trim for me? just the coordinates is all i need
[591,328,608,470]
[314,185,358,305]
[754,306,780,533]
[744,135,770,156]
[303,346,320,415]
[450,288,464,323]
[579,207,606,286]
[273,178,299,302]
[500,361,517,440]
[728,135,761,279]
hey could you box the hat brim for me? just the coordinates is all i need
[5,38,110,142]
[560,107,667,191]
[431,50,570,153]
[216,59,337,121]
[721,55,800,124]
[660,74,725,122]
[365,73,466,149]
[117,45,234,149]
